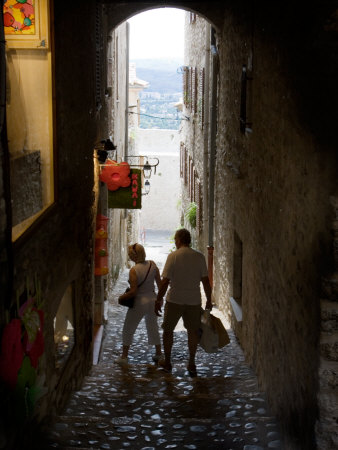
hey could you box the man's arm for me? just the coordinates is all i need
[155,277,170,316]
[154,265,161,290]
[201,276,213,310]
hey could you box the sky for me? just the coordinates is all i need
[128,8,185,60]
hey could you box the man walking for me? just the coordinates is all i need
[155,228,212,376]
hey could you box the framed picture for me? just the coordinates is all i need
[3,0,49,49]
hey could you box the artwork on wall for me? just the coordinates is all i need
[3,0,49,49]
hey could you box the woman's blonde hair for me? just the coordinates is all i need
[128,243,146,263]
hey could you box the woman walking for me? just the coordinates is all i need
[116,243,162,364]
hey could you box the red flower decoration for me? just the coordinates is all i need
[99,160,131,191]
[0,319,24,389]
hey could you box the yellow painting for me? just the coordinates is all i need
[3,0,49,49]
[4,0,36,35]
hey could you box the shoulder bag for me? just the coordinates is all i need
[119,261,152,308]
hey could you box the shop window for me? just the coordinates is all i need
[4,0,54,241]
[54,284,75,371]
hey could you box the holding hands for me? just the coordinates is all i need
[154,299,163,317]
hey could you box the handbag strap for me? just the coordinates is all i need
[137,261,152,288]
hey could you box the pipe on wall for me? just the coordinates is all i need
[124,21,130,161]
[123,21,129,220]
[207,30,218,287]
[203,23,211,249]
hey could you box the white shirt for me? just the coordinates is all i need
[162,247,208,305]
[134,261,157,298]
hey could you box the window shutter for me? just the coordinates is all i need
[196,178,203,235]
[189,67,193,111]
[184,146,188,185]
[191,67,197,115]
[198,67,205,127]
[189,12,197,24]
[189,157,193,201]
[193,168,197,203]
[183,67,190,109]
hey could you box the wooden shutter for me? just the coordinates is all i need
[189,157,194,201]
[184,146,188,185]
[191,67,197,115]
[198,67,205,127]
[189,12,197,24]
[180,142,183,178]
[196,178,203,235]
[189,67,193,111]
[183,67,190,109]
[193,168,197,203]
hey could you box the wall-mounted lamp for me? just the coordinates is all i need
[95,138,117,163]
[142,180,150,195]
[143,160,152,179]
[125,155,159,179]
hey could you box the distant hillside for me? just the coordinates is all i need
[131,58,183,71]
[131,58,183,94]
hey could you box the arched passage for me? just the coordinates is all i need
[1,2,337,449]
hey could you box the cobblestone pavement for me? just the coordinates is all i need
[37,231,284,450]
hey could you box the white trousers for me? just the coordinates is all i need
[122,296,161,346]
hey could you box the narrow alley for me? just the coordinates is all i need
[1,2,338,449]
[37,232,283,450]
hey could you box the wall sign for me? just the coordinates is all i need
[108,169,142,209]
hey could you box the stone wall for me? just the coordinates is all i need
[316,196,338,449]
[107,22,129,287]
[213,1,338,448]
[0,2,114,434]
[181,14,210,253]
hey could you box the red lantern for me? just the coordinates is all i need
[95,215,109,276]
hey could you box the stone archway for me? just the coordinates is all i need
[103,1,223,32]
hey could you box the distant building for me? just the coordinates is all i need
[129,62,149,129]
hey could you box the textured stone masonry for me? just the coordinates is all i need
[316,196,338,449]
